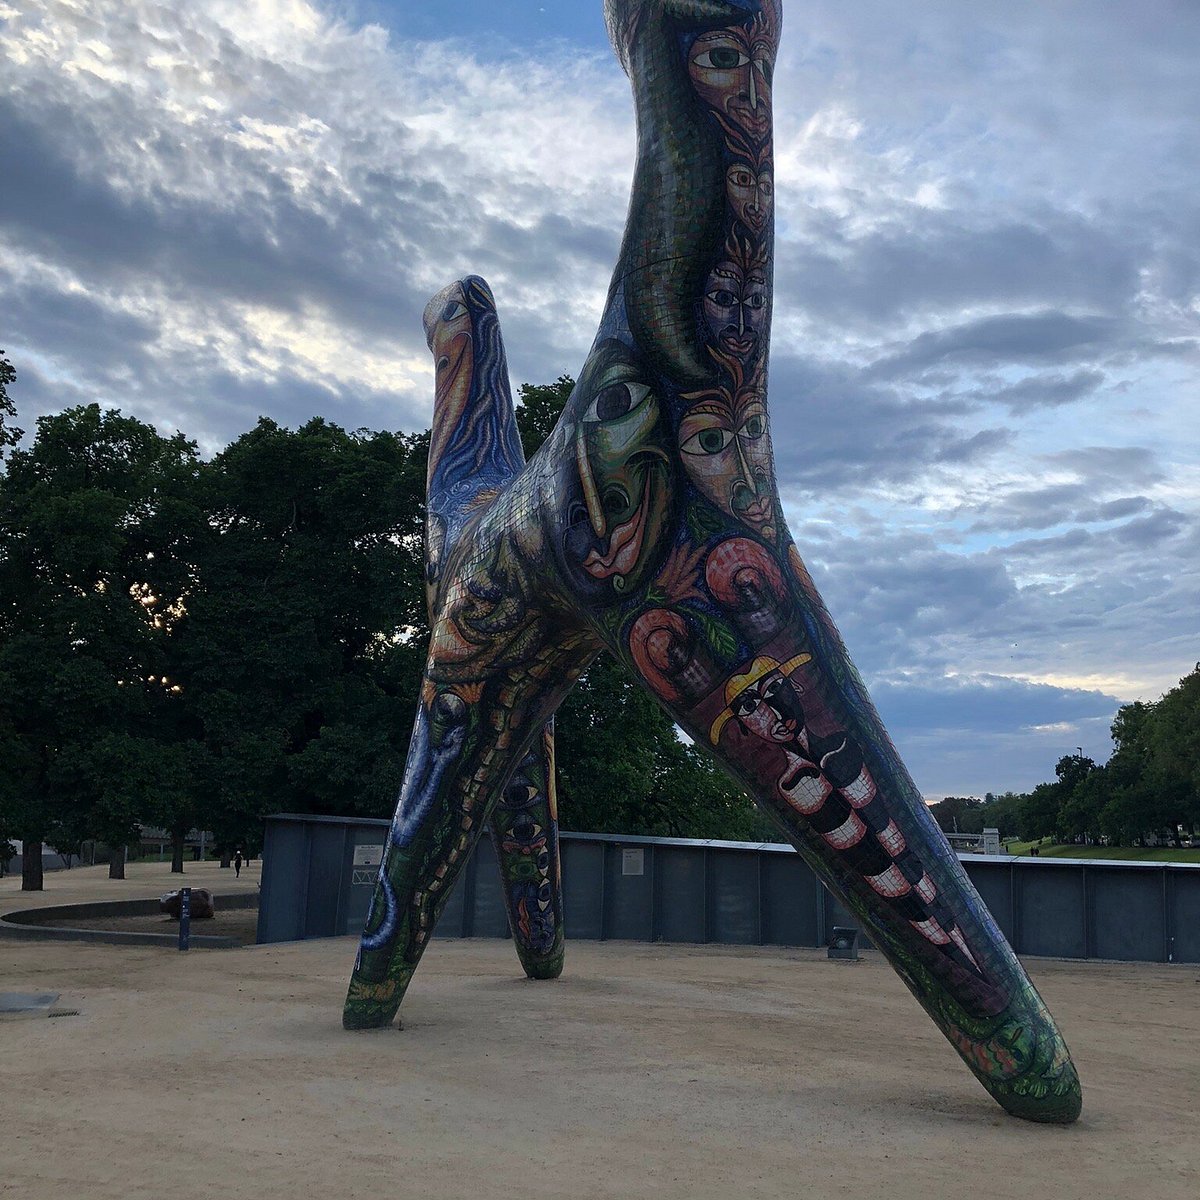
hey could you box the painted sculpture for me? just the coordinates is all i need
[345,0,1083,1125]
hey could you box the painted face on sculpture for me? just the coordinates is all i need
[726,162,773,233]
[562,340,672,598]
[704,259,768,360]
[427,690,468,749]
[679,383,775,536]
[425,284,474,470]
[733,671,805,744]
[688,26,775,140]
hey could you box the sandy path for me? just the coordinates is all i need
[1,912,1197,1200]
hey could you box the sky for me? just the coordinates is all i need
[2,0,1197,798]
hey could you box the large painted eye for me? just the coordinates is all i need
[734,693,758,719]
[683,427,733,456]
[706,288,739,308]
[741,413,766,440]
[441,300,467,323]
[695,46,749,71]
[745,292,767,311]
[586,381,650,423]
[755,56,774,85]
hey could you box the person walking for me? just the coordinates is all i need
[234,849,243,879]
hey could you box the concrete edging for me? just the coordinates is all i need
[0,892,259,949]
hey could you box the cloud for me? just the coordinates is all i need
[871,673,1120,796]
[865,312,1122,380]
[1,0,1196,795]
[0,0,629,446]
[978,371,1105,414]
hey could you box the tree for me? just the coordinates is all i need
[981,791,1022,840]
[1144,664,1200,838]
[928,796,983,834]
[1056,766,1110,842]
[1017,782,1061,842]
[0,351,21,457]
[0,405,202,886]
[515,376,574,460]
[554,652,770,839]
[171,418,429,848]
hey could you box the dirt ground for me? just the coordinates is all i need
[1,863,1198,1200]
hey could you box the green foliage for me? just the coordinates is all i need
[0,405,203,884]
[171,418,430,849]
[515,376,573,459]
[928,795,982,834]
[1009,665,1200,848]
[0,351,21,455]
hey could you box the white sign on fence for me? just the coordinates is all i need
[622,848,645,876]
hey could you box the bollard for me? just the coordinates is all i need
[179,886,191,952]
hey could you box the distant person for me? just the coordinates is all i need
[234,849,244,878]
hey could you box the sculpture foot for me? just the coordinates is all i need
[343,975,406,1030]
[342,1003,401,1031]
[991,1064,1082,1125]
[519,951,565,981]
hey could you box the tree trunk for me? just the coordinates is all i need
[108,843,126,880]
[219,848,232,868]
[170,829,186,873]
[21,837,44,892]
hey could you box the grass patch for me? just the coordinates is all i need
[1004,840,1200,863]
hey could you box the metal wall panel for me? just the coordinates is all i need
[562,839,605,939]
[1170,871,1200,963]
[303,824,350,938]
[257,821,310,943]
[655,847,707,943]
[1089,867,1164,962]
[1018,866,1086,959]
[962,861,1015,944]
[469,837,510,938]
[605,843,654,940]
[761,854,820,946]
[709,851,760,944]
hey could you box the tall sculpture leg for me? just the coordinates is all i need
[537,0,1079,1121]
[604,537,1081,1121]
[343,625,595,1029]
[423,277,566,980]
[487,725,565,979]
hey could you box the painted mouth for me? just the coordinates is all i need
[736,495,773,525]
[720,331,758,357]
[583,474,653,580]
[772,717,797,740]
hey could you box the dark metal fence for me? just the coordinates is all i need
[257,813,1200,964]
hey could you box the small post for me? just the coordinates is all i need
[179,887,191,952]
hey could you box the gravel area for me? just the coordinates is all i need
[1,919,1196,1200]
